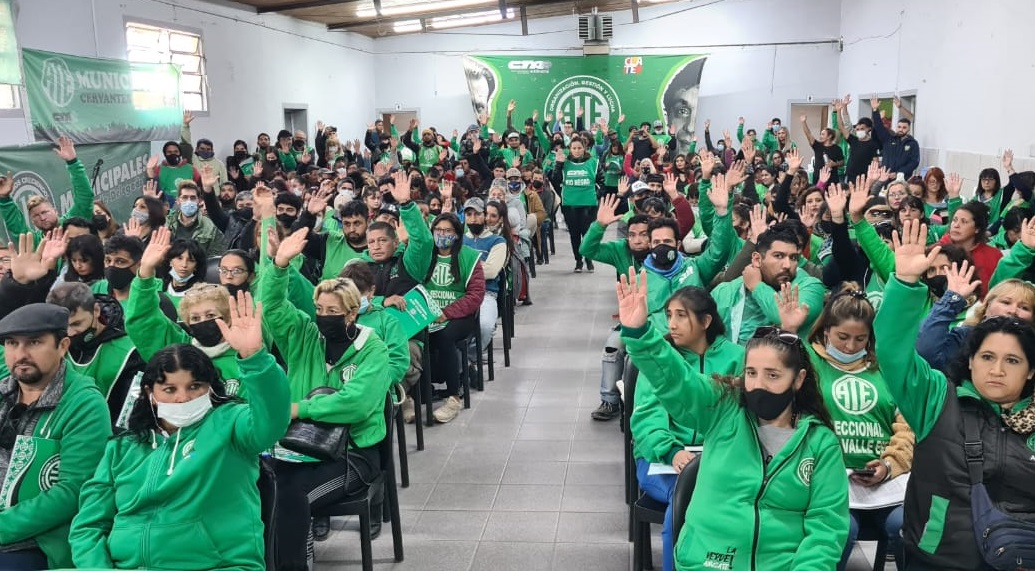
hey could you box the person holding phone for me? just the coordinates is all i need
[776,282,913,570]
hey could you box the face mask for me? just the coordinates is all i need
[434,234,457,249]
[429,208,441,216]
[291,188,304,197]
[92,214,108,229]
[855,130,868,139]
[165,153,181,166]
[651,244,678,270]
[715,143,726,153]
[328,146,339,154]
[825,342,867,364]
[316,315,353,343]
[336,168,347,176]
[276,213,297,228]
[359,297,370,315]
[188,318,224,347]
[468,223,485,235]
[772,125,781,132]
[234,151,249,161]
[105,266,135,290]
[197,150,214,160]
[924,275,948,299]
[169,268,193,285]
[531,180,544,190]
[455,168,465,178]
[743,387,794,421]
[70,324,97,352]
[130,209,150,224]
[225,282,249,297]
[153,391,213,428]
[180,200,199,217]
[292,139,306,150]
[632,249,650,263]
[507,181,522,193]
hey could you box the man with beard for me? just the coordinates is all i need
[403,121,447,175]
[712,225,826,345]
[294,195,370,281]
[0,303,110,569]
[91,234,178,322]
[46,283,144,425]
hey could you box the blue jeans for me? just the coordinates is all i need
[837,505,905,571]
[599,327,624,405]
[636,458,677,571]
[0,549,48,570]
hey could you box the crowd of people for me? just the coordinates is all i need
[0,91,1031,571]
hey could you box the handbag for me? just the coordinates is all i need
[279,387,350,462]
[963,406,1035,570]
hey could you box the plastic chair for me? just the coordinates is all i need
[633,494,667,571]
[670,456,702,555]
[204,256,222,284]
[258,456,278,571]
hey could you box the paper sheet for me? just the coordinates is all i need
[848,472,909,510]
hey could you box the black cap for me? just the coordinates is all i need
[378,202,401,219]
[0,304,69,339]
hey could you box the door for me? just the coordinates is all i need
[789,103,831,171]
[284,108,309,136]
[380,110,419,138]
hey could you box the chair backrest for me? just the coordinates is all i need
[257,456,278,570]
[203,256,222,284]
[670,455,702,548]
[380,392,395,471]
[623,355,639,505]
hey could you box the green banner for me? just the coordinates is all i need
[463,55,706,156]
[0,0,19,85]
[0,141,150,242]
[22,48,181,144]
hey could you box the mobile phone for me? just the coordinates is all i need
[851,468,876,477]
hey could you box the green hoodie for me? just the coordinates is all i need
[631,336,744,463]
[357,303,409,385]
[260,263,393,450]
[988,239,1035,290]
[69,349,291,571]
[0,367,111,569]
[622,325,848,571]
[0,158,96,246]
[578,221,643,272]
[711,271,826,346]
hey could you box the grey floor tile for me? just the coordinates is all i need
[564,461,625,486]
[573,421,622,441]
[412,509,490,541]
[501,461,568,485]
[555,511,629,543]
[482,510,560,543]
[524,405,579,423]
[560,484,627,512]
[552,542,631,571]
[494,484,564,512]
[568,438,624,462]
[438,456,508,485]
[510,439,571,462]
[425,483,498,511]
[471,541,554,571]
[517,422,576,440]
[369,539,478,571]
[528,393,580,407]
[396,482,435,510]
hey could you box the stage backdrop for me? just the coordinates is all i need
[22,48,181,145]
[463,55,706,156]
[0,142,150,242]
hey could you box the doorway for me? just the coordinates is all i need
[284,107,309,136]
[789,103,833,172]
[379,109,419,137]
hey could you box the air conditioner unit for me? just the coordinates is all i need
[578,13,612,42]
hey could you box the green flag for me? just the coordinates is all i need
[22,48,181,144]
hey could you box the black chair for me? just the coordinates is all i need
[203,256,222,284]
[391,384,409,488]
[310,394,404,570]
[497,265,515,367]
[633,494,667,571]
[258,456,278,571]
[538,219,551,264]
[670,456,702,556]
[855,524,890,571]
[622,357,640,540]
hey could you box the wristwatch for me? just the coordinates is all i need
[880,459,893,482]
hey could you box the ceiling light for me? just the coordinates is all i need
[428,8,514,29]
[357,0,494,19]
[393,19,423,33]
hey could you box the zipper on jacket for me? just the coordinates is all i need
[748,421,809,571]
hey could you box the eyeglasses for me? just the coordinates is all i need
[751,326,802,346]
[0,403,28,449]
[866,209,893,218]
[218,267,249,277]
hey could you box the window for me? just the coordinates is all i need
[125,21,207,112]
[0,84,18,110]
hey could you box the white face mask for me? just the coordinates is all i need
[153,391,213,428]
[855,129,868,139]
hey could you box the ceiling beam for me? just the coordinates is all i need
[326,0,576,30]
[256,0,361,13]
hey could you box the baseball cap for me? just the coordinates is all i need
[653,120,663,128]
[506,132,520,140]
[463,197,486,213]
[505,168,522,179]
[631,181,650,195]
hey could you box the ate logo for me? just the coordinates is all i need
[796,458,815,487]
[831,375,878,415]
[430,263,454,287]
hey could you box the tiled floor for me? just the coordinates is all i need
[314,229,884,570]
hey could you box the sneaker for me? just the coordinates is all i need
[591,401,621,421]
[433,396,463,423]
[574,261,583,273]
[312,516,331,542]
[586,260,595,273]
[401,396,416,424]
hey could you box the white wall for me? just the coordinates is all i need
[0,0,375,156]
[372,0,843,138]
[838,0,1035,189]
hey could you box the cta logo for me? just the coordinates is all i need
[623,57,643,74]
[544,75,622,128]
[40,57,75,107]
[508,60,551,73]
[831,375,878,415]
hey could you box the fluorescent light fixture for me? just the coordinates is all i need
[393,19,423,33]
[356,0,493,19]
[428,8,514,29]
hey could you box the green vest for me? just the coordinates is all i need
[424,247,479,308]
[561,157,599,206]
[158,164,196,194]
[322,235,366,281]
[66,335,138,398]
[602,154,623,187]
[418,144,440,173]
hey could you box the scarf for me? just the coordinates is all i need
[191,339,232,360]
[1001,399,1035,435]
[642,252,685,280]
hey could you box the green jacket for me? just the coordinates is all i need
[622,325,848,571]
[0,158,95,245]
[988,239,1034,290]
[166,212,225,257]
[69,350,290,571]
[0,367,112,569]
[357,304,409,385]
[579,221,641,272]
[711,271,826,346]
[631,336,744,464]
[260,263,393,450]
[125,276,243,395]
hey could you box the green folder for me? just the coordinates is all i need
[0,434,60,508]
[384,285,443,339]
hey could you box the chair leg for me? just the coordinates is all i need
[358,507,374,571]
[642,521,654,570]
[632,519,645,571]
[459,345,471,409]
[487,338,495,381]
[410,382,424,451]
[475,327,485,392]
[421,356,434,428]
[527,255,536,278]
[386,468,404,561]
[395,407,409,488]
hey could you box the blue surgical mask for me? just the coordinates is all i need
[434,234,457,249]
[826,342,867,364]
[180,200,199,217]
[455,168,464,178]
[169,268,193,285]
[359,296,370,314]
[197,150,215,160]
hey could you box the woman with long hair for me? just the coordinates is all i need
[70,293,290,571]
[939,199,1002,293]
[619,268,848,571]
[161,239,206,305]
[127,195,167,246]
[63,234,105,284]
[875,219,1035,570]
[549,137,600,273]
[631,286,744,571]
[92,200,119,240]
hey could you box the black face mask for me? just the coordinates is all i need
[632,249,650,263]
[468,223,485,235]
[225,283,250,297]
[429,208,442,216]
[292,139,306,150]
[189,319,224,347]
[69,324,97,354]
[234,151,249,161]
[236,207,253,220]
[165,153,181,166]
[317,315,356,344]
[531,180,544,190]
[923,275,949,299]
[91,214,108,230]
[650,244,678,270]
[105,266,135,290]
[276,213,297,228]
[743,387,795,421]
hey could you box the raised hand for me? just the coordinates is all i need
[215,292,264,359]
[1020,217,1035,250]
[1003,149,1015,171]
[663,172,678,198]
[725,160,748,189]
[596,193,623,226]
[893,95,902,109]
[532,109,539,122]
[704,119,711,132]
[576,107,584,118]
[306,192,329,216]
[201,165,218,191]
[945,172,962,199]
[617,175,630,197]
[722,129,732,147]
[616,268,649,329]
[40,228,67,269]
[818,164,831,184]
[8,233,50,284]
[182,110,195,125]
[775,283,810,333]
[408,118,418,130]
[826,184,847,223]
[708,173,730,216]
[507,99,516,113]
[144,178,162,199]
[870,94,880,111]
[0,171,12,198]
[893,220,940,283]
[748,203,768,243]
[945,260,981,299]
[699,151,717,179]
[786,148,803,172]
[54,136,77,161]
[738,116,745,125]
[439,179,454,201]
[373,161,389,178]
[274,227,309,269]
[146,154,161,177]
[554,147,566,164]
[252,183,275,220]
[139,226,172,278]
[848,177,871,223]
[389,170,412,204]
[741,142,756,164]
[797,206,818,229]
[544,113,553,124]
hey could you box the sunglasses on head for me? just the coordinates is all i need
[751,326,802,346]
